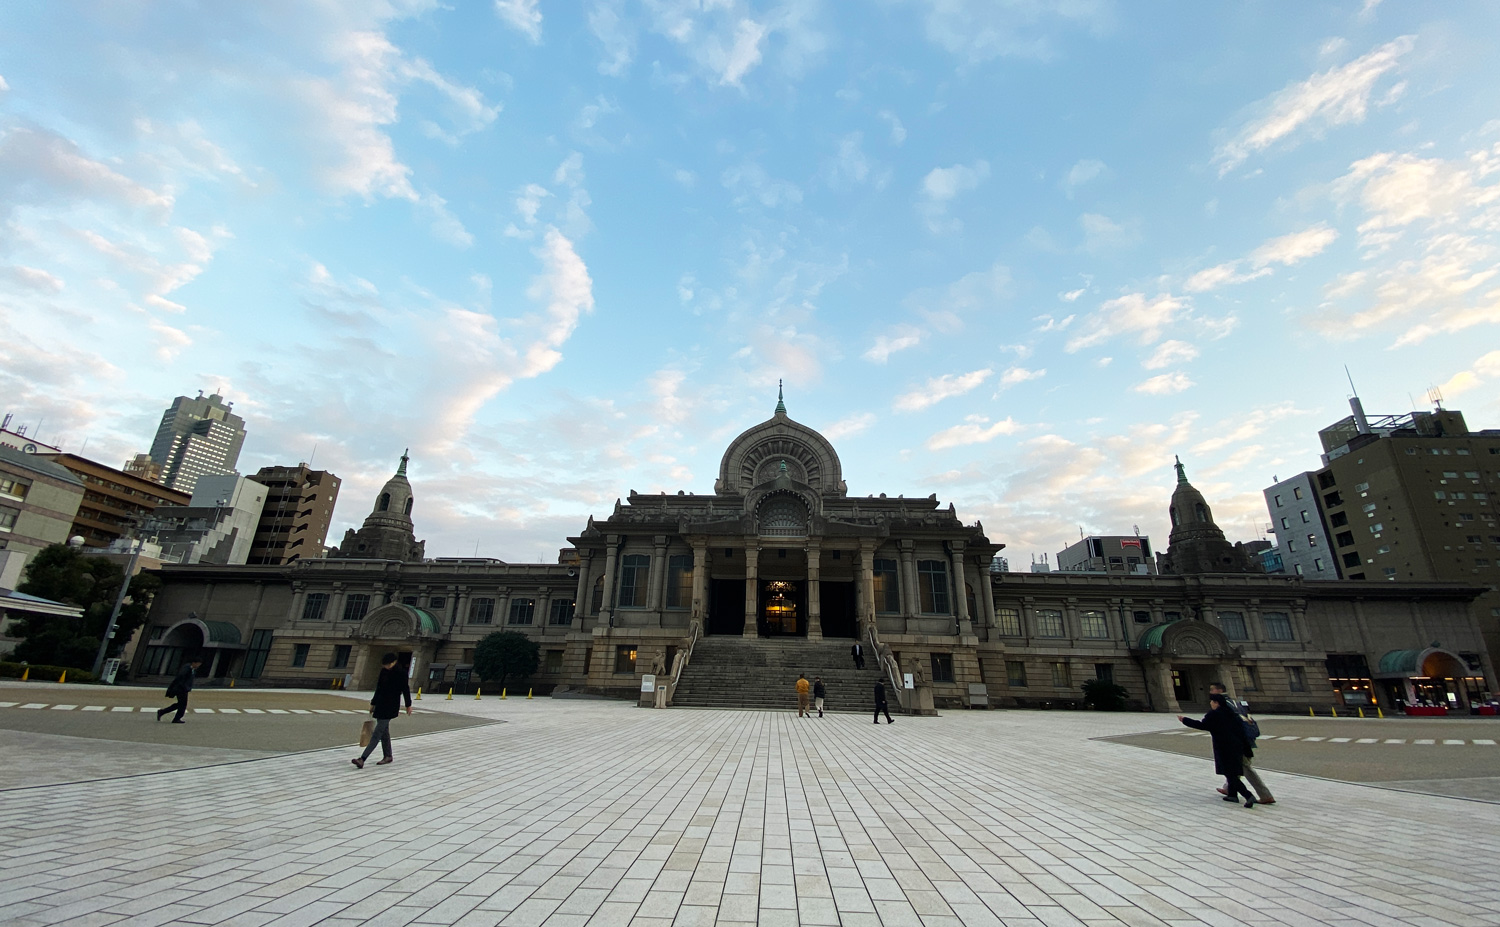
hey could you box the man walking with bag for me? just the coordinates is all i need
[1209,682,1275,804]
[850,642,864,670]
[156,655,202,723]
[351,653,412,769]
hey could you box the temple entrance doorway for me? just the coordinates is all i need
[820,581,857,638]
[708,579,745,635]
[757,581,806,637]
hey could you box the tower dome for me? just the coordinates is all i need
[332,450,427,561]
[714,384,847,497]
[1159,456,1260,575]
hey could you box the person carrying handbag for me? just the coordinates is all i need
[351,653,411,769]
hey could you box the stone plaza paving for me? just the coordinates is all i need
[3,696,1499,927]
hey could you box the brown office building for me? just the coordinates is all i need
[39,453,190,548]
[1266,404,1500,705]
[246,464,341,565]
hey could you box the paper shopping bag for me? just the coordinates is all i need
[359,718,375,748]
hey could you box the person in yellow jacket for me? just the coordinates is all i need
[795,674,811,717]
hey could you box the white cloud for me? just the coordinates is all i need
[1191,402,1301,454]
[1214,35,1414,175]
[1066,293,1187,352]
[522,228,596,378]
[1133,372,1194,395]
[1184,261,1268,293]
[1061,158,1106,196]
[880,110,907,145]
[718,18,768,86]
[864,326,923,363]
[826,132,882,189]
[1438,350,1500,398]
[589,1,634,75]
[912,0,1111,64]
[926,415,1020,451]
[0,124,174,218]
[823,412,877,440]
[999,366,1045,387]
[1,264,64,292]
[1142,340,1199,370]
[1060,287,1085,302]
[1034,314,1073,332]
[921,160,989,201]
[894,368,992,412]
[1250,224,1340,267]
[495,0,543,43]
[1078,212,1135,253]
[723,161,802,208]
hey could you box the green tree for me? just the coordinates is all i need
[1081,678,1129,711]
[472,630,540,689]
[12,544,161,669]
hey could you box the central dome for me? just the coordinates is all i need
[714,389,847,497]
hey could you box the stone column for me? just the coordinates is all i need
[857,539,877,639]
[690,540,708,628]
[743,544,760,638]
[899,540,919,618]
[1217,664,1239,699]
[599,536,620,627]
[646,535,668,615]
[450,587,468,632]
[950,540,972,636]
[289,583,307,623]
[806,541,823,641]
[329,583,346,625]
[536,592,552,631]
[977,567,996,629]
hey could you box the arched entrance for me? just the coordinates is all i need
[155,617,245,680]
[1377,647,1485,711]
[1136,619,1239,713]
[349,603,446,690]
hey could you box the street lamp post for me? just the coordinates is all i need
[91,537,145,679]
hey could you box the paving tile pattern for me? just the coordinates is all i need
[3,703,1498,927]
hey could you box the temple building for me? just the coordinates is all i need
[134,393,1496,714]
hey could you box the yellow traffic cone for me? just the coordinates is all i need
[446,688,453,700]
[501,688,507,699]
[527,688,533,699]
[1357,707,1364,718]
[416,687,422,701]
[1331,706,1338,718]
[1377,706,1384,719]
[230,678,235,688]
[1308,706,1313,717]
[475,687,482,700]
[20,667,28,681]
[58,670,66,684]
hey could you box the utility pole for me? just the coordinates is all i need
[91,535,146,678]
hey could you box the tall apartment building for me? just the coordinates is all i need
[246,464,341,565]
[1264,402,1500,669]
[1057,535,1155,574]
[147,392,247,493]
[0,445,85,587]
[149,475,267,565]
[39,453,190,548]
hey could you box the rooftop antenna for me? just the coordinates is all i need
[308,442,317,468]
[1428,386,1444,411]
[1346,366,1372,434]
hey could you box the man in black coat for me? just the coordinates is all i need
[352,653,412,769]
[156,656,203,723]
[851,642,864,670]
[1180,693,1255,807]
[873,680,894,724]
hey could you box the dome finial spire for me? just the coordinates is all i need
[775,379,786,415]
[1174,454,1187,485]
[398,448,410,476]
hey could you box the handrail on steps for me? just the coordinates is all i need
[867,620,907,710]
[663,618,702,707]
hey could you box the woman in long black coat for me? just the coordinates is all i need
[1179,693,1255,808]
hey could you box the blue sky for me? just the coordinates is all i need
[3,1,1499,564]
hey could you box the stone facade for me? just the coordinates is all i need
[134,397,1497,713]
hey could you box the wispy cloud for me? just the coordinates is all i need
[495,0,543,43]
[1142,340,1199,370]
[864,326,923,363]
[894,368,993,411]
[1133,372,1194,395]
[1214,36,1414,175]
[999,366,1045,387]
[1066,293,1187,352]
[1061,158,1106,197]
[918,160,989,232]
[926,415,1020,451]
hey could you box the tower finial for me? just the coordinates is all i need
[775,379,786,414]
[397,448,409,476]
[1174,455,1187,484]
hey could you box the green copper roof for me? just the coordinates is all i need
[411,607,441,635]
[202,620,242,645]
[1378,649,1420,675]
[1137,619,1180,649]
[397,448,410,476]
[775,380,786,414]
[1174,455,1187,484]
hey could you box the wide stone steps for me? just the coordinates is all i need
[671,636,903,713]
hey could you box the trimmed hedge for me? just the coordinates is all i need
[0,662,98,683]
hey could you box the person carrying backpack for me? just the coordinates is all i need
[1179,693,1256,808]
[1209,682,1275,804]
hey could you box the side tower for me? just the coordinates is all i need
[331,451,427,561]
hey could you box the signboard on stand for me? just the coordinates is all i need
[641,674,657,693]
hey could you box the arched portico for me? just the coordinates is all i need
[1376,647,1483,710]
[159,616,245,679]
[348,603,446,690]
[1136,619,1241,713]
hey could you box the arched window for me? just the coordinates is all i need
[379,493,390,512]
[759,495,807,537]
[591,575,605,614]
[1195,502,1207,522]
[403,497,413,515]
[1169,506,1178,527]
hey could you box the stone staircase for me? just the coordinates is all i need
[672,636,901,713]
